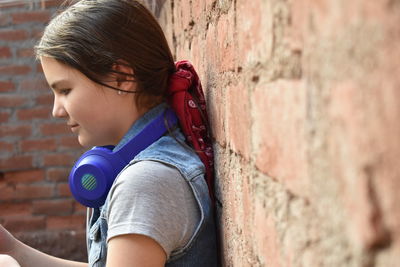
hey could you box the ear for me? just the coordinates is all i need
[111,60,136,92]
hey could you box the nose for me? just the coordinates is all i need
[52,96,67,118]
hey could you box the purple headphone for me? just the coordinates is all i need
[69,109,178,208]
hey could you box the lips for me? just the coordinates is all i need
[68,123,79,132]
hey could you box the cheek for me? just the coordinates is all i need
[76,103,114,134]
[67,94,98,121]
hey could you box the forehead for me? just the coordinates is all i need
[40,57,78,79]
[40,56,81,85]
[41,56,71,74]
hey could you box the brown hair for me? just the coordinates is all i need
[35,0,176,109]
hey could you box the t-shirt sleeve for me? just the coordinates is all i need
[106,160,200,258]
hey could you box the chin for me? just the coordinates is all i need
[78,135,115,149]
[77,136,94,149]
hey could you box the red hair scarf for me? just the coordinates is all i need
[167,60,215,203]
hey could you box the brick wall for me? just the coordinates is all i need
[156,0,400,266]
[0,0,86,261]
[2,0,400,266]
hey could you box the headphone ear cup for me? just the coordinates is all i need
[69,148,123,208]
[68,109,179,208]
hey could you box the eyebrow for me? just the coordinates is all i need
[50,79,70,90]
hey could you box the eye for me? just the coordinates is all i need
[59,88,71,95]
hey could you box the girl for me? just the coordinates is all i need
[0,0,218,266]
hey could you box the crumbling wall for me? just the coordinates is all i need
[157,0,400,266]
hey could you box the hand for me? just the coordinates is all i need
[0,225,17,254]
[0,254,21,267]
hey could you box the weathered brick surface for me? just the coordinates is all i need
[32,199,74,216]
[3,169,45,183]
[158,0,400,266]
[0,80,15,92]
[0,1,86,262]
[253,80,309,196]
[2,0,399,265]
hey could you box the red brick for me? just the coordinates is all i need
[216,11,236,72]
[236,0,272,66]
[11,11,51,24]
[46,168,70,182]
[253,80,309,196]
[0,13,10,26]
[56,183,72,197]
[40,123,70,135]
[0,202,31,216]
[20,138,56,152]
[172,0,182,33]
[32,199,74,216]
[209,85,226,147]
[3,169,45,183]
[226,82,251,160]
[36,62,43,73]
[0,183,15,201]
[31,29,44,40]
[0,46,11,58]
[0,29,28,41]
[42,153,75,167]
[0,141,14,153]
[35,94,53,105]
[74,202,87,214]
[0,1,26,9]
[19,78,49,91]
[191,0,206,22]
[179,0,191,30]
[0,111,10,123]
[0,80,15,92]
[40,0,65,8]
[15,184,54,200]
[0,95,29,107]
[0,64,31,75]
[0,155,33,171]
[16,48,34,58]
[205,22,217,67]
[0,125,31,138]
[328,80,400,250]
[188,36,202,76]
[17,107,51,120]
[254,199,282,266]
[241,174,253,238]
[289,0,308,51]
[59,136,81,150]
[3,215,46,232]
[47,214,86,230]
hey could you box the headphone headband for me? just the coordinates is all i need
[69,109,178,208]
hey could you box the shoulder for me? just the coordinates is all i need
[114,160,185,191]
[134,133,205,178]
[107,160,191,206]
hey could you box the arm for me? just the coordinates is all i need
[106,234,166,267]
[0,254,21,267]
[0,225,87,267]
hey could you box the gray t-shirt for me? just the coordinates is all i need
[105,160,200,258]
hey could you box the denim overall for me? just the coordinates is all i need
[86,103,218,266]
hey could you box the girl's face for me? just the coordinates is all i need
[41,56,141,148]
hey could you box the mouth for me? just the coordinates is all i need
[68,124,79,131]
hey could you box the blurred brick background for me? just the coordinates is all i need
[0,0,86,261]
[1,0,400,266]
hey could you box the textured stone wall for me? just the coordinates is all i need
[157,0,400,266]
[1,0,400,265]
